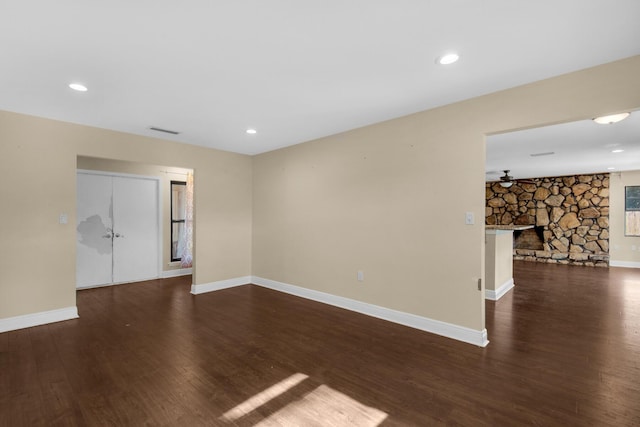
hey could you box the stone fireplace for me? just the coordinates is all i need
[486,174,609,267]
[514,227,544,250]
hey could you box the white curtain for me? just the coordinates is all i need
[178,171,194,268]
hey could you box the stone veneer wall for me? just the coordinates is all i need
[486,174,609,267]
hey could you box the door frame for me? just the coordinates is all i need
[77,169,162,288]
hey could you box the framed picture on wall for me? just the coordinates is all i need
[625,186,640,236]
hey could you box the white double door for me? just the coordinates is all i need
[76,172,159,288]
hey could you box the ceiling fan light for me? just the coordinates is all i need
[593,112,630,124]
[499,181,513,188]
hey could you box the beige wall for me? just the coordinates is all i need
[0,112,252,319]
[610,170,640,265]
[2,55,639,336]
[485,231,513,292]
[76,156,192,272]
[253,55,640,331]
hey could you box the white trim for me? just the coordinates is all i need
[0,306,79,333]
[251,276,489,347]
[77,169,160,182]
[161,267,193,278]
[156,175,163,280]
[609,260,640,268]
[485,278,515,301]
[190,276,252,295]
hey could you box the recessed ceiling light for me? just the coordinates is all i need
[436,53,459,65]
[246,129,257,134]
[593,112,630,124]
[611,149,624,153]
[69,83,88,92]
[607,167,616,170]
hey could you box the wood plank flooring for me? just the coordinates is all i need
[1,262,640,426]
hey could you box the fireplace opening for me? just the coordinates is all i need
[514,227,545,250]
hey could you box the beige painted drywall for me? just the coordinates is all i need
[485,231,513,292]
[610,170,640,265]
[2,56,639,335]
[76,156,192,273]
[0,112,252,319]
[252,55,640,331]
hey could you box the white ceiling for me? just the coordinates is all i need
[2,1,640,155]
[486,110,640,182]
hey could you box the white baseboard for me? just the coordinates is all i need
[0,306,79,333]
[609,260,640,268]
[485,278,515,301]
[161,267,193,278]
[251,276,489,347]
[187,274,489,347]
[190,276,252,295]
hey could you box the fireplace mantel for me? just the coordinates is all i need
[486,225,534,231]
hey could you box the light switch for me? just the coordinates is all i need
[59,213,68,224]
[465,212,475,225]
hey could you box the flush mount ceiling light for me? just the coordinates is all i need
[68,83,88,92]
[436,52,459,65]
[611,149,625,153]
[246,129,257,134]
[593,112,630,124]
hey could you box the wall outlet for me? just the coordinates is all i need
[357,271,364,281]
[59,213,68,224]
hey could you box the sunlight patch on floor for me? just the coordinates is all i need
[255,384,388,426]
[220,373,387,426]
[221,373,309,422]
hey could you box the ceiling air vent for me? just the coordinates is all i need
[529,151,555,157]
[149,126,180,135]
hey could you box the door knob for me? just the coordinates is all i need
[114,233,124,238]
[102,234,112,239]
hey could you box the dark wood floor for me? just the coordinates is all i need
[2,262,640,426]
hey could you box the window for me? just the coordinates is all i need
[171,181,187,261]
[625,186,640,236]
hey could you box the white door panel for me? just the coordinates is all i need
[112,177,159,283]
[76,172,159,288]
[76,174,113,288]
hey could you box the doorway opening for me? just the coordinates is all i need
[76,156,194,289]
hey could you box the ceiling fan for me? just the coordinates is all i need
[497,170,535,188]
